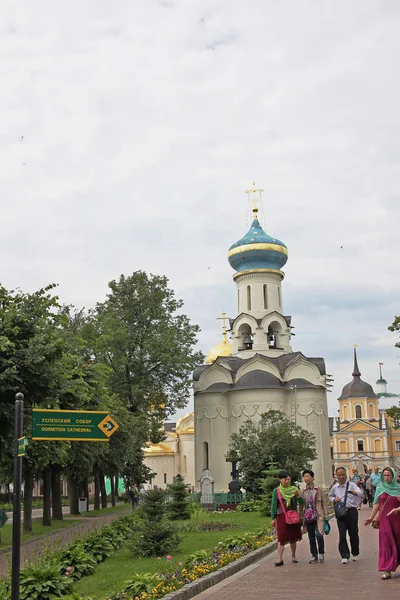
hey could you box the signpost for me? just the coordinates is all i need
[32,409,119,442]
[12,392,24,600]
[9,405,119,599]
[17,437,28,457]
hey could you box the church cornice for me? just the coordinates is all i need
[232,269,285,281]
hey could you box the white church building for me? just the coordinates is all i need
[193,185,332,491]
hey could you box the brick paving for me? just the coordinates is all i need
[195,506,399,600]
[0,507,131,575]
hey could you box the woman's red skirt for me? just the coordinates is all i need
[276,512,302,545]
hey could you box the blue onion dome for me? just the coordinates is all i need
[228,210,288,272]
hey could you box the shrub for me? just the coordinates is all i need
[19,562,73,600]
[182,549,210,568]
[236,499,262,512]
[141,489,166,522]
[0,576,10,600]
[128,486,181,557]
[58,542,97,579]
[80,531,115,562]
[121,573,163,596]
[167,475,191,520]
[129,520,181,557]
[259,469,280,516]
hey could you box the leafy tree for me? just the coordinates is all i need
[167,474,190,520]
[89,272,203,416]
[388,316,400,348]
[386,406,400,429]
[226,410,317,496]
[0,284,68,530]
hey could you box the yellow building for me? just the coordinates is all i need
[330,349,400,476]
[143,412,195,489]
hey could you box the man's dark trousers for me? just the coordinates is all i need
[337,507,360,558]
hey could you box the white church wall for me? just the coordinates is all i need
[144,455,177,489]
[178,434,195,489]
[294,388,332,487]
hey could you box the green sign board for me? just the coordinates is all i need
[32,409,119,442]
[0,508,8,528]
[18,437,28,457]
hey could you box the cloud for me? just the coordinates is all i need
[1,0,399,419]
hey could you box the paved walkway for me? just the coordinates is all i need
[196,507,399,600]
[0,507,131,574]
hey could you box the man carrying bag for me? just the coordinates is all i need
[329,467,363,564]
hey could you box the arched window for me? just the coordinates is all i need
[247,286,251,310]
[374,439,381,453]
[263,285,268,309]
[355,405,362,419]
[342,405,349,420]
[368,403,375,419]
[203,442,209,470]
[357,439,364,452]
[339,440,347,453]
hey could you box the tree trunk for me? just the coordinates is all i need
[115,476,119,501]
[68,476,79,515]
[99,470,107,509]
[42,467,51,526]
[93,470,100,510]
[51,464,63,520]
[80,478,89,513]
[110,475,116,507]
[23,463,34,533]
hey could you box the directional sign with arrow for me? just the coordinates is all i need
[32,409,119,442]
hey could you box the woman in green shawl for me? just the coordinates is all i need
[364,466,400,579]
[271,470,303,566]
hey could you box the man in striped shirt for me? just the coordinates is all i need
[329,467,363,564]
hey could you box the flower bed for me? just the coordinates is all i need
[108,528,274,600]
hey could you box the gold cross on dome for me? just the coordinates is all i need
[245,181,264,213]
[354,344,358,349]
[217,311,230,335]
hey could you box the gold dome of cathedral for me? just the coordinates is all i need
[205,332,232,364]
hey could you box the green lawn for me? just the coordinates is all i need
[0,519,82,549]
[75,512,269,599]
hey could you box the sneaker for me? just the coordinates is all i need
[341,558,349,564]
[319,555,325,563]
[309,557,318,564]
[352,556,359,562]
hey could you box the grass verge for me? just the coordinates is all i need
[75,512,268,599]
[0,519,82,550]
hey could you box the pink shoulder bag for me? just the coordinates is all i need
[278,489,301,526]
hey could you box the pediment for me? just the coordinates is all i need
[284,355,321,385]
[197,363,233,389]
[338,419,380,433]
[235,354,282,381]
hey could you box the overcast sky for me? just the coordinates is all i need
[1,0,400,417]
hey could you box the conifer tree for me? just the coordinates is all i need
[167,475,190,520]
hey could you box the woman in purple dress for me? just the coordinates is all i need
[364,467,400,580]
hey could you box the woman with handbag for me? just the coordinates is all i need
[270,470,303,567]
[301,469,328,564]
[364,466,400,580]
